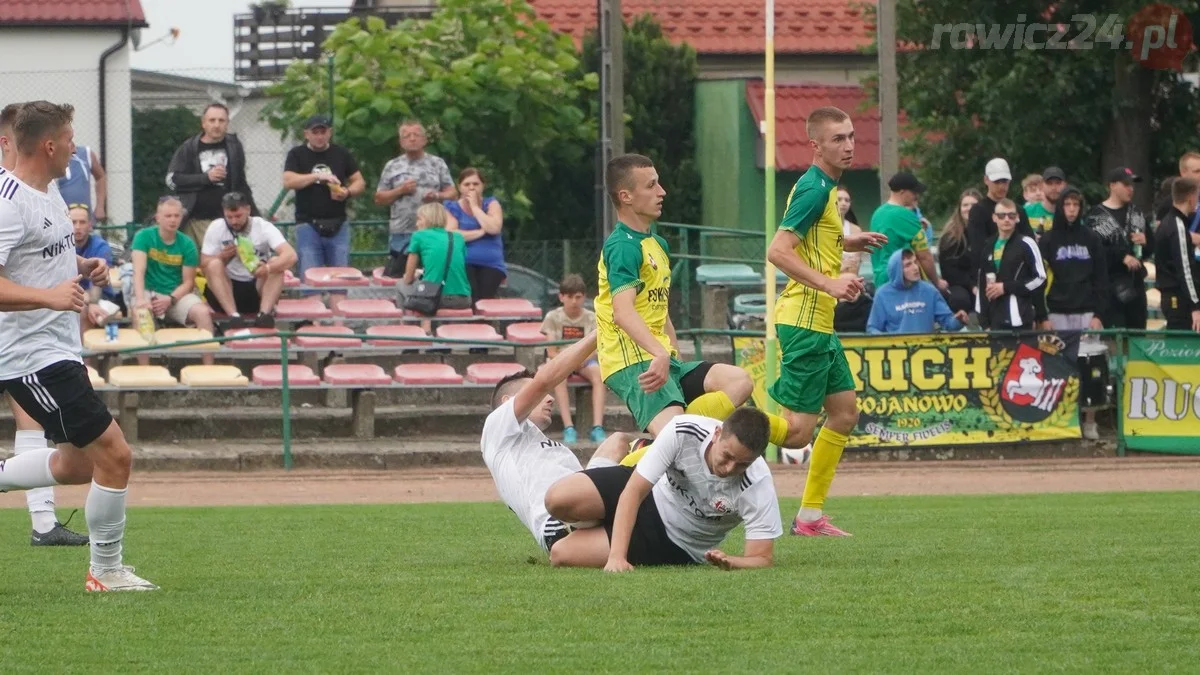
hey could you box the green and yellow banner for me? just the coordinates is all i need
[734,332,1081,447]
[1122,335,1200,454]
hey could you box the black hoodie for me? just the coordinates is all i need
[1154,205,1200,312]
[1038,187,1108,316]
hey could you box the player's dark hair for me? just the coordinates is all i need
[1172,176,1198,204]
[0,103,20,132]
[559,274,587,296]
[722,407,770,457]
[491,369,535,409]
[13,101,74,155]
[606,153,655,206]
[202,102,229,117]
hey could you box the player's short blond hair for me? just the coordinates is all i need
[805,106,850,142]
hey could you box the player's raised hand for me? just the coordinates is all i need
[844,231,887,252]
[604,557,635,573]
[824,276,864,302]
[45,275,86,312]
[79,257,110,287]
[638,353,670,393]
[704,549,733,571]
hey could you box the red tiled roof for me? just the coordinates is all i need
[0,0,148,27]
[530,0,873,55]
[745,81,882,171]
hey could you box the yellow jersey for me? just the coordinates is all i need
[595,222,675,380]
[774,164,844,334]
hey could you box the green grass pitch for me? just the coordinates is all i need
[1,492,1197,673]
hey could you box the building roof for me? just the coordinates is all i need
[746,81,884,171]
[530,0,873,55]
[0,0,148,28]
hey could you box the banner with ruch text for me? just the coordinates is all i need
[1122,335,1200,454]
[734,332,1081,447]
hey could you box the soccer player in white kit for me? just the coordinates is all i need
[0,102,88,546]
[0,101,157,591]
[544,409,783,570]
[482,331,634,555]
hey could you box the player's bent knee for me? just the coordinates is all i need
[87,422,133,470]
[828,407,859,434]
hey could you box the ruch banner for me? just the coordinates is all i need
[1122,334,1200,454]
[733,332,1081,447]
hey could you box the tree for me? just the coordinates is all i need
[887,0,1200,217]
[261,0,597,240]
[132,106,200,223]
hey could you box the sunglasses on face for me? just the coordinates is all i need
[995,212,1018,220]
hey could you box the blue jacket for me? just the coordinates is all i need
[867,249,963,334]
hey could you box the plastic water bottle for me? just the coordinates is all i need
[105,321,119,343]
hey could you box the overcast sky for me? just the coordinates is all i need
[130,0,350,82]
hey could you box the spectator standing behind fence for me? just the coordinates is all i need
[1021,174,1047,235]
[837,187,862,276]
[833,186,871,332]
[375,120,456,259]
[1086,167,1152,330]
[445,168,506,301]
[57,142,106,222]
[1039,186,1107,440]
[283,114,365,309]
[976,199,1046,330]
[166,103,258,249]
[938,189,981,316]
[1030,167,1067,234]
[400,203,472,313]
[1153,177,1200,332]
[200,192,294,322]
[869,172,944,292]
[968,158,1036,274]
[540,274,607,445]
[868,249,966,334]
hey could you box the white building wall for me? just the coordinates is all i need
[0,28,135,225]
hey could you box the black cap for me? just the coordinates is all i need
[887,171,926,194]
[221,191,251,209]
[304,114,332,130]
[1105,166,1142,184]
[1042,166,1067,182]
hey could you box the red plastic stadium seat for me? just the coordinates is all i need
[275,298,334,320]
[323,363,392,386]
[436,323,502,346]
[393,363,464,385]
[304,266,369,287]
[334,298,405,319]
[283,270,301,288]
[505,322,547,344]
[404,307,474,318]
[226,327,283,349]
[294,326,362,348]
[475,298,542,318]
[465,362,527,384]
[366,324,430,348]
[372,267,399,286]
[251,364,321,386]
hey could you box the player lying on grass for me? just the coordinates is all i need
[482,331,633,556]
[543,408,782,571]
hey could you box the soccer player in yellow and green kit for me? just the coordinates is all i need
[767,107,887,537]
[595,154,792,457]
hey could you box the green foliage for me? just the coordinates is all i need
[131,106,200,222]
[888,0,1200,217]
[262,0,597,240]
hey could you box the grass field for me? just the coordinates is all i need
[2,492,1198,673]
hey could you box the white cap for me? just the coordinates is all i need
[985,158,1012,182]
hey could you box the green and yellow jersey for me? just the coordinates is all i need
[595,222,675,380]
[774,164,844,335]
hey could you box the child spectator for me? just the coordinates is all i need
[400,202,473,312]
[1022,174,1051,235]
[539,274,606,444]
[868,249,966,334]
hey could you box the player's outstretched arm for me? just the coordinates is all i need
[704,539,774,571]
[512,332,598,424]
[605,471,654,573]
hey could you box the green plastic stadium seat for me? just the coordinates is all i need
[695,264,762,285]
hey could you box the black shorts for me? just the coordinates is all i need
[582,465,695,567]
[205,278,261,315]
[0,361,113,447]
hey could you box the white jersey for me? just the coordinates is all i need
[201,216,287,282]
[635,415,783,561]
[481,400,582,551]
[0,171,83,379]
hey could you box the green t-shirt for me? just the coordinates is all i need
[869,203,928,288]
[993,237,1009,272]
[1024,202,1053,235]
[409,228,471,297]
[131,226,199,296]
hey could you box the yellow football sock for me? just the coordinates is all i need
[619,438,650,467]
[685,391,736,420]
[801,426,849,511]
[766,413,790,447]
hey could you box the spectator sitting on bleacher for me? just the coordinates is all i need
[72,203,122,333]
[200,191,296,324]
[400,203,472,312]
[540,274,607,445]
[131,197,214,364]
[445,168,506,302]
[868,249,966,334]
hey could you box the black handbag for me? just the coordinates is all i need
[311,218,344,237]
[401,231,454,316]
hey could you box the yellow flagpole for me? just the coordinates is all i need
[763,0,780,461]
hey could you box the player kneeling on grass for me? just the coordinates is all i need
[482,331,632,556]
[543,409,782,571]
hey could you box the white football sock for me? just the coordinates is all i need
[86,481,127,571]
[585,455,617,469]
[797,507,823,522]
[15,431,57,533]
[0,446,56,492]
